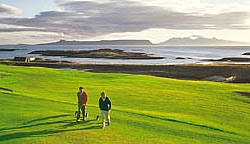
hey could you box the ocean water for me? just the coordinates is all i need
[0,45,250,65]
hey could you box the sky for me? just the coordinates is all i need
[0,0,250,44]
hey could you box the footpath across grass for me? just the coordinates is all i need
[0,64,250,144]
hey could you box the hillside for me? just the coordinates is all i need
[0,64,250,144]
[160,35,250,46]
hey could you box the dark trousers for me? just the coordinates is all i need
[77,103,86,120]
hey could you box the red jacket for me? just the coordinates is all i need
[77,91,88,105]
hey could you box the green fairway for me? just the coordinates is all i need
[0,64,250,144]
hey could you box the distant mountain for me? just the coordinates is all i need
[159,35,250,46]
[39,40,153,45]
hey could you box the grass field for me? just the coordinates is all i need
[0,64,250,144]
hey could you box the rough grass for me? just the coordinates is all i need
[0,64,250,144]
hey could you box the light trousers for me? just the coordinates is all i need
[101,110,110,126]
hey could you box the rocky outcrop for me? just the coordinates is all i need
[29,49,164,60]
[202,75,236,82]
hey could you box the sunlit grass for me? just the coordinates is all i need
[0,64,250,144]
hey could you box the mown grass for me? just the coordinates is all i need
[0,64,250,144]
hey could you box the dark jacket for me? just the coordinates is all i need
[99,96,111,111]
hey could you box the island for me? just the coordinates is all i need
[29,49,164,59]
[205,57,250,62]
[159,35,250,46]
[0,48,27,51]
[39,40,154,45]
[242,52,250,55]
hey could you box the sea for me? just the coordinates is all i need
[1,45,250,65]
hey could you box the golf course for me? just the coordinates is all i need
[0,64,250,144]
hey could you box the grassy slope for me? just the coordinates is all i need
[0,64,250,144]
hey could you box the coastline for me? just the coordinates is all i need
[1,60,250,83]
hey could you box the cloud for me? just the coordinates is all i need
[0,4,22,15]
[0,26,50,32]
[0,31,65,45]
[0,0,249,39]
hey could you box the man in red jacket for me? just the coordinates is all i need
[76,86,88,122]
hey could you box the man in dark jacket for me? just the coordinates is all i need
[99,91,111,128]
[76,86,88,122]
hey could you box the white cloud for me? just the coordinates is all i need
[134,0,250,14]
[0,4,22,15]
[55,0,250,14]
[0,0,250,44]
[0,31,66,45]
[1,1,249,33]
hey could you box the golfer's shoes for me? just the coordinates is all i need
[102,123,105,129]
[96,115,99,121]
[74,111,78,117]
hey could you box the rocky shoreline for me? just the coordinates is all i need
[1,59,250,83]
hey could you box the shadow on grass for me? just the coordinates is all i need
[0,125,101,142]
[60,119,96,128]
[25,114,71,124]
[114,109,237,135]
[0,114,71,131]
[0,92,19,97]
[0,87,13,92]
[235,92,250,98]
[0,114,101,142]
[234,92,250,104]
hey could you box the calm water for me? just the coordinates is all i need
[0,45,250,65]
